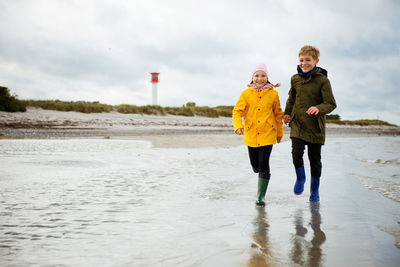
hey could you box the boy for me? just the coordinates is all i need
[283,45,336,202]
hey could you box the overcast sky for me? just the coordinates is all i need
[1,0,399,124]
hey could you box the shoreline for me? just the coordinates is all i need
[1,108,399,147]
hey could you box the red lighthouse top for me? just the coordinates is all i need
[150,72,160,83]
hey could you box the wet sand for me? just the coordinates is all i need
[1,109,400,266]
[0,138,399,266]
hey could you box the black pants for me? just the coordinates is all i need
[248,145,272,179]
[291,137,322,178]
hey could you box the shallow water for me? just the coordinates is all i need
[1,137,399,266]
[340,137,400,203]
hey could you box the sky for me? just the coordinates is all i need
[0,0,399,125]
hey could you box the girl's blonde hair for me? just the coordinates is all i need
[248,80,280,88]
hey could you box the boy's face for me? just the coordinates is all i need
[252,71,268,88]
[299,54,319,73]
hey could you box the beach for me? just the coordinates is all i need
[1,109,400,266]
[1,108,399,144]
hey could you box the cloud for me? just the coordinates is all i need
[0,0,399,124]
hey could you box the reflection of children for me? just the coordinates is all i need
[290,203,326,266]
[233,63,283,206]
[283,45,336,202]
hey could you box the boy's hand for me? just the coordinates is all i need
[283,115,290,125]
[306,106,319,115]
[235,128,244,135]
[277,136,282,143]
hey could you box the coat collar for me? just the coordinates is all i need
[297,67,328,83]
[248,85,274,92]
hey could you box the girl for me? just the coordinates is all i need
[232,63,283,206]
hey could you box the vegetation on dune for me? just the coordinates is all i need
[213,105,235,117]
[0,86,26,112]
[192,106,219,118]
[14,99,232,118]
[21,100,113,113]
[327,119,396,127]
[115,104,165,115]
[165,106,194,116]
[326,114,397,126]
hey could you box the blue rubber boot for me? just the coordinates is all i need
[309,177,320,202]
[294,165,306,195]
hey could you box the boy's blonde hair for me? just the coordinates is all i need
[299,45,320,60]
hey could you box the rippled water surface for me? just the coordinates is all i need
[342,137,400,202]
[1,138,399,266]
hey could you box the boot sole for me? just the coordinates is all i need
[255,201,265,207]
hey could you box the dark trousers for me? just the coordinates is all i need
[248,145,273,179]
[291,137,322,178]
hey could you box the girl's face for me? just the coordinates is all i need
[252,71,268,88]
[299,54,319,73]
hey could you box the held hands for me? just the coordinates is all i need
[306,106,319,115]
[235,128,244,135]
[277,136,282,143]
[283,115,290,125]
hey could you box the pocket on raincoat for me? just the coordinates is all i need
[244,120,253,130]
[317,116,324,132]
[289,113,296,127]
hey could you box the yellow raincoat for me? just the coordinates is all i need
[232,86,283,147]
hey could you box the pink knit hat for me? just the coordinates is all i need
[252,63,268,77]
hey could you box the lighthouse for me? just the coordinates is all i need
[150,72,160,105]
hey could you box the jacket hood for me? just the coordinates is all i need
[317,67,328,77]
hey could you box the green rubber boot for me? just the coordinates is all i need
[256,177,270,207]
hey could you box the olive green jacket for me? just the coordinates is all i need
[284,67,336,144]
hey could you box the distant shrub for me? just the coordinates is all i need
[165,107,194,116]
[115,104,141,114]
[213,105,233,117]
[139,105,165,115]
[326,114,341,120]
[192,106,219,117]
[0,86,26,112]
[185,101,196,107]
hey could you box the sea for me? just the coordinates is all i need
[0,136,399,266]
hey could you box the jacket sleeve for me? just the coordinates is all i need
[284,77,296,115]
[232,92,246,132]
[273,93,284,137]
[316,78,336,115]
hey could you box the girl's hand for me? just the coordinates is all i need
[306,106,319,115]
[277,136,282,143]
[283,115,290,125]
[235,128,244,135]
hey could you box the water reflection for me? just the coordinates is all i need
[290,202,326,266]
[247,208,275,267]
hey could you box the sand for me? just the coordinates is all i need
[1,108,399,148]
